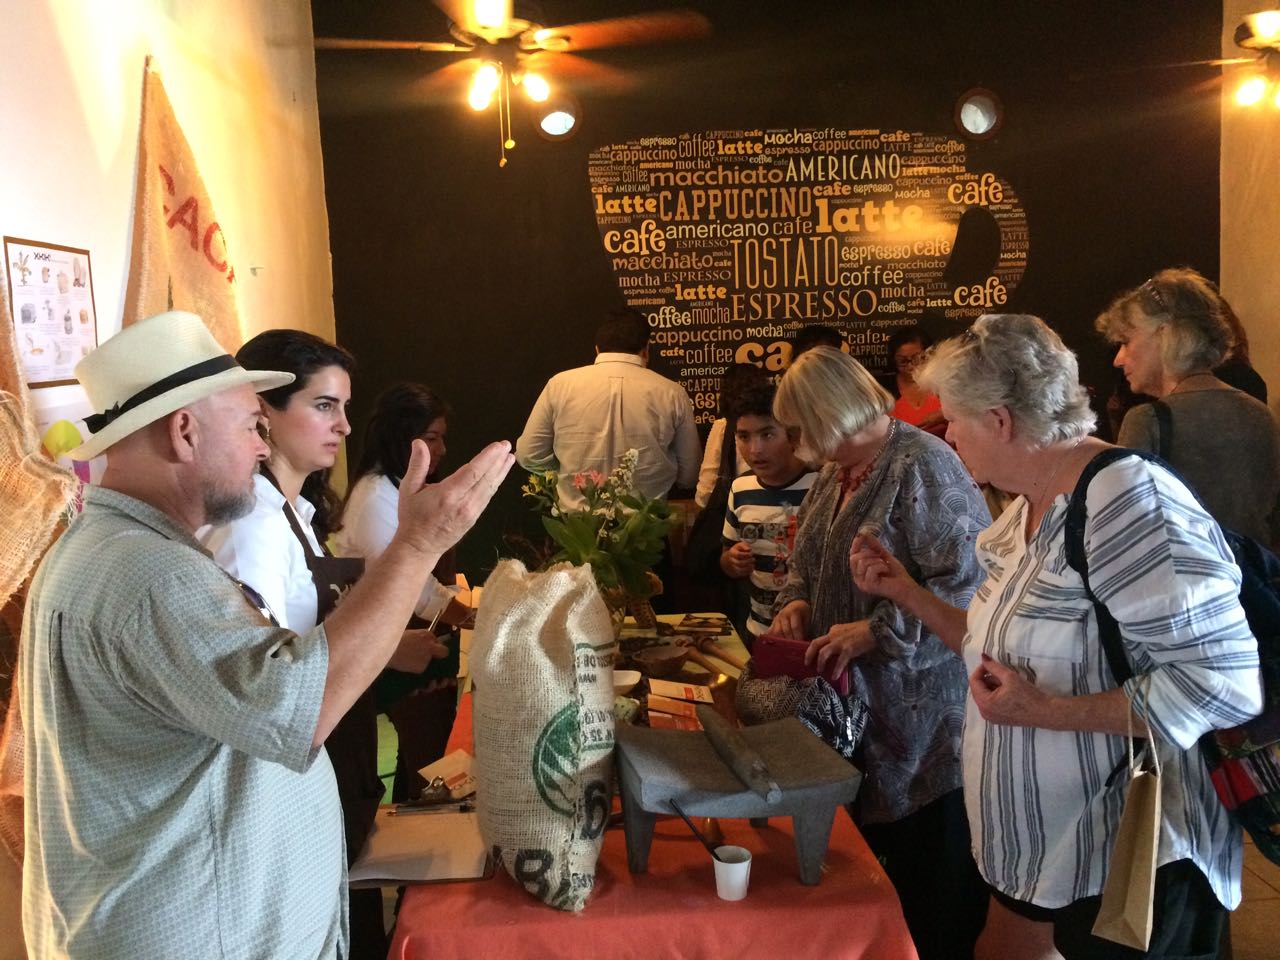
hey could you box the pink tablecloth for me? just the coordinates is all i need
[388,696,918,960]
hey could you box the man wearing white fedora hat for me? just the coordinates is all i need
[19,311,514,959]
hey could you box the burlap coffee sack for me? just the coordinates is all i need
[123,59,242,350]
[470,560,615,911]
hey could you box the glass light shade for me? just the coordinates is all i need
[1236,75,1268,105]
[523,73,550,103]
[473,0,512,30]
[540,109,576,136]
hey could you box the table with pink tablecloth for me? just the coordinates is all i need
[387,694,918,960]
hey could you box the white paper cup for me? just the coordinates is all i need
[713,845,752,900]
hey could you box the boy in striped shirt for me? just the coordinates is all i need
[719,381,818,643]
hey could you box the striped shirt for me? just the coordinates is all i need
[721,468,819,637]
[965,455,1262,909]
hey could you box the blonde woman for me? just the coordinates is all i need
[770,346,990,960]
[1097,268,1280,545]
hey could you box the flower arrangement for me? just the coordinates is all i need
[521,449,674,600]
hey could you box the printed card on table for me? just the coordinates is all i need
[648,678,714,703]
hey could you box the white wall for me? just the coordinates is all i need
[0,0,334,419]
[1221,1,1280,411]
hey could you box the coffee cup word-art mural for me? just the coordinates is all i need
[588,128,1029,421]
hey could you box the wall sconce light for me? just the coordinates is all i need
[954,88,1004,140]
[1235,10,1280,49]
[1231,10,1280,109]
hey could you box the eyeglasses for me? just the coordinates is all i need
[230,576,281,627]
[1142,279,1169,315]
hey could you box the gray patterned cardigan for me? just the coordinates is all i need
[774,421,990,824]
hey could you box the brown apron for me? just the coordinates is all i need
[266,473,388,959]
[270,484,381,862]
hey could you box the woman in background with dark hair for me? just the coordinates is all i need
[338,383,475,799]
[881,326,946,437]
[693,363,765,509]
[202,332,441,959]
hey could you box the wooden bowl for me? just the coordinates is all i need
[612,669,642,696]
[632,644,689,679]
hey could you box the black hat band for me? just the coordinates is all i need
[84,354,241,434]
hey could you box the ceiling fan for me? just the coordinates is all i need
[315,1,712,165]
[1070,9,1280,105]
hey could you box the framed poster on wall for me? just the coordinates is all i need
[4,236,98,387]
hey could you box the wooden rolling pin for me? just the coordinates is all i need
[675,634,747,670]
[681,644,729,676]
[695,704,782,803]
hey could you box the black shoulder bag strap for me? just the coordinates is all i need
[1063,447,1174,782]
[1152,400,1173,460]
[1063,448,1142,688]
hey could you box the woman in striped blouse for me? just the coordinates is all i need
[851,313,1262,960]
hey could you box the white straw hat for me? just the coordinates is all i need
[69,311,294,461]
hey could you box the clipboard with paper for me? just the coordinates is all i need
[348,806,493,887]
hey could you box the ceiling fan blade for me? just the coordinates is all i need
[525,10,711,52]
[413,59,484,106]
[522,50,635,94]
[314,37,473,53]
[1070,55,1258,80]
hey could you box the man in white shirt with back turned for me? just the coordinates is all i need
[516,308,700,509]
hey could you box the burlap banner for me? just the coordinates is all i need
[123,58,242,350]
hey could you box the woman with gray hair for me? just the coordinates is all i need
[1097,267,1280,545]
[770,345,991,960]
[851,314,1262,960]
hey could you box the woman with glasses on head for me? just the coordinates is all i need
[769,346,991,960]
[201,331,442,960]
[1097,268,1280,546]
[337,383,475,800]
[852,313,1262,960]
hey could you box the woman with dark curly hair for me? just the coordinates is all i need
[202,331,443,959]
[338,383,475,799]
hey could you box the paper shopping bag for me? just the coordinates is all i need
[1092,750,1161,949]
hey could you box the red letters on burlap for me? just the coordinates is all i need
[123,58,241,351]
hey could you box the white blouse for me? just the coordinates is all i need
[694,417,749,508]
[199,473,323,633]
[964,455,1262,910]
[335,473,456,620]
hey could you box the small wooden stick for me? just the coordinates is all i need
[696,636,747,671]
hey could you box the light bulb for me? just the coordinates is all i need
[1251,10,1280,42]
[468,62,500,110]
[523,73,550,103]
[540,110,576,136]
[474,0,511,30]
[1236,75,1267,106]
[474,62,500,92]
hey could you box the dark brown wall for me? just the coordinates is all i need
[314,0,1222,574]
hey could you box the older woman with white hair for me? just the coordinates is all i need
[851,314,1262,960]
[1097,267,1280,546]
[769,346,991,960]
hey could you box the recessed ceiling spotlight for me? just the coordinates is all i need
[955,88,1004,140]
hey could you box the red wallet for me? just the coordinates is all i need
[751,633,853,697]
